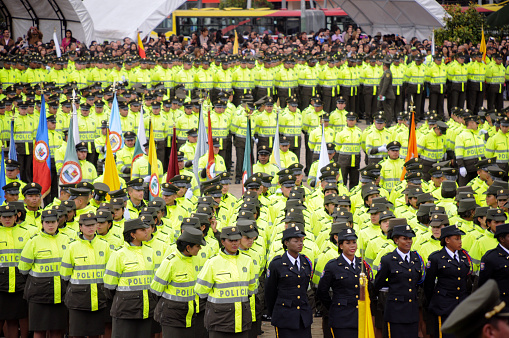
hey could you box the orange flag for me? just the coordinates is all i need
[401,110,418,180]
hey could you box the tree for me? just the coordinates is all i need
[435,3,486,45]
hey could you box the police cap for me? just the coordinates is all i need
[22,182,42,196]
[96,210,113,222]
[439,224,465,240]
[2,182,20,195]
[41,209,58,222]
[179,228,207,246]
[0,205,16,217]
[5,159,20,171]
[79,213,97,226]
[220,226,242,240]
[123,218,149,234]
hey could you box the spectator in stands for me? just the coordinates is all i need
[0,29,14,51]
[27,27,43,45]
[61,29,77,51]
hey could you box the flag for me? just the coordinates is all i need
[206,111,216,179]
[108,93,124,153]
[53,29,61,58]
[33,94,52,197]
[147,123,160,198]
[401,110,418,180]
[269,111,281,170]
[358,273,376,338]
[0,151,6,205]
[193,104,207,182]
[242,116,253,193]
[480,26,487,63]
[8,120,19,180]
[137,32,146,59]
[103,129,121,193]
[131,107,146,178]
[71,93,81,145]
[59,114,82,185]
[315,123,330,184]
[166,126,179,182]
[233,30,239,55]
[431,30,435,56]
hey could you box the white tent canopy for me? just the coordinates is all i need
[3,0,94,45]
[335,0,448,41]
[81,0,186,43]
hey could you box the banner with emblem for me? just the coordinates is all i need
[400,110,418,180]
[108,93,124,153]
[33,94,52,197]
[148,123,160,199]
[131,106,147,178]
[103,128,121,194]
[59,113,82,185]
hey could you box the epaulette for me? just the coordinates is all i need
[381,243,389,249]
[323,247,331,253]
[30,233,40,239]
[98,237,109,244]
[165,254,175,261]
[272,254,282,261]
[113,233,121,239]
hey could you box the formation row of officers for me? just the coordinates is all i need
[1,143,509,338]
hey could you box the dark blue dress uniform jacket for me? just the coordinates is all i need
[265,253,313,330]
[316,255,367,329]
[373,249,424,323]
[423,248,471,316]
[479,244,509,308]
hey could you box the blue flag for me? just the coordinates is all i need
[8,120,17,162]
[242,116,253,193]
[0,151,6,205]
[108,93,124,153]
[33,95,52,196]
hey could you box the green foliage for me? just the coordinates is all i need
[219,0,273,9]
[435,3,486,45]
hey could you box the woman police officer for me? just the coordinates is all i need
[0,204,31,338]
[374,218,425,338]
[424,224,472,338]
[150,228,206,338]
[60,213,112,338]
[317,227,373,336]
[103,218,157,338]
[265,225,313,338]
[18,209,72,338]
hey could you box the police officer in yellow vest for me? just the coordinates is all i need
[486,52,506,111]
[426,53,447,119]
[13,100,34,182]
[447,52,468,113]
[404,53,426,119]
[467,51,486,114]
[103,218,157,338]
[195,226,257,338]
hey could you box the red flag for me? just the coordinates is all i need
[33,94,52,197]
[401,111,419,180]
[137,32,146,59]
[167,126,180,182]
[206,111,216,179]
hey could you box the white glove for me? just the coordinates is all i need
[378,145,387,153]
[480,129,488,134]
[254,138,259,144]
[143,176,151,183]
[459,167,467,177]
[275,188,282,195]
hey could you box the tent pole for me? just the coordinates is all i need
[301,0,306,32]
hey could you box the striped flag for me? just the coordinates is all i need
[401,111,418,180]
[137,32,146,59]
[59,112,82,185]
[148,123,160,198]
[193,104,207,182]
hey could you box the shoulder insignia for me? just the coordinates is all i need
[480,262,485,271]
[386,73,390,78]
[166,254,175,261]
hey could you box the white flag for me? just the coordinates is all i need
[72,99,81,145]
[269,111,281,169]
[315,123,329,183]
[193,104,208,182]
[53,30,61,58]
[137,106,147,153]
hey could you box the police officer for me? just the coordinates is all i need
[60,213,112,338]
[378,56,395,126]
[424,224,472,338]
[479,222,509,308]
[441,279,509,337]
[426,53,447,119]
[103,218,157,338]
[0,204,30,338]
[151,228,206,338]
[317,227,372,337]
[265,226,313,338]
[18,209,70,337]
[447,52,468,113]
[374,219,425,338]
[455,114,486,186]
[467,51,486,114]
[194,226,256,338]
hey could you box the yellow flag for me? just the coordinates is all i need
[480,26,487,62]
[103,129,120,196]
[148,123,160,197]
[233,31,239,55]
[358,274,376,338]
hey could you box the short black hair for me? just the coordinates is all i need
[176,239,196,253]
[337,240,344,254]
[123,230,136,243]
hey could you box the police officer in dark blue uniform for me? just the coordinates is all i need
[374,218,425,338]
[479,223,509,309]
[317,227,372,337]
[424,224,472,338]
[265,226,313,338]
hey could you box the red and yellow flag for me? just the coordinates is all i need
[358,273,376,338]
[137,32,146,59]
[401,110,418,180]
